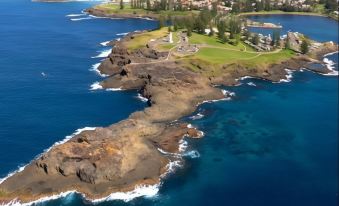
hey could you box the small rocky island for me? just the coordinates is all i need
[0,2,338,204]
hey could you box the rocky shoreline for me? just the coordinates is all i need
[85,7,158,20]
[0,25,338,205]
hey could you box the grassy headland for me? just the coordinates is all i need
[122,26,297,78]
[92,3,199,19]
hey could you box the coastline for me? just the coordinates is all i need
[239,11,338,21]
[0,5,338,205]
[85,7,159,20]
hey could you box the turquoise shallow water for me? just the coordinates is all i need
[0,1,338,205]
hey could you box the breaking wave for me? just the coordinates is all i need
[106,87,123,91]
[89,82,103,90]
[323,57,338,76]
[247,82,256,86]
[278,69,294,83]
[100,40,111,46]
[89,63,108,77]
[89,184,160,203]
[91,49,111,58]
[116,32,129,36]
[70,16,93,21]
[136,93,148,102]
[189,113,204,120]
[66,13,86,17]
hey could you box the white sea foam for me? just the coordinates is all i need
[100,41,111,46]
[106,87,123,91]
[137,93,148,102]
[90,63,108,77]
[116,32,129,36]
[239,76,253,80]
[135,16,155,21]
[189,113,204,120]
[183,150,200,159]
[66,13,86,17]
[162,160,182,177]
[278,69,294,83]
[91,49,111,58]
[323,57,338,76]
[221,89,236,101]
[2,190,77,206]
[70,17,93,21]
[89,184,160,203]
[87,14,122,20]
[178,139,188,152]
[197,131,204,138]
[247,82,256,86]
[200,89,235,104]
[324,51,338,57]
[45,127,96,153]
[2,183,159,205]
[90,82,103,90]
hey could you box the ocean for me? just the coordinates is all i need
[0,1,337,206]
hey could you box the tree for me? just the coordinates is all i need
[168,0,174,11]
[285,35,290,49]
[146,0,151,10]
[217,20,226,40]
[187,28,192,37]
[271,29,281,46]
[325,0,338,12]
[194,9,212,34]
[264,0,271,11]
[159,16,166,29]
[120,0,124,10]
[256,0,264,11]
[252,34,260,45]
[184,16,195,32]
[244,0,253,12]
[244,29,251,40]
[160,0,167,10]
[209,24,214,36]
[211,2,218,17]
[300,40,309,54]
[177,0,183,11]
[232,3,240,13]
[229,16,241,39]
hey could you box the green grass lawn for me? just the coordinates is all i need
[185,48,295,76]
[125,27,169,50]
[188,33,255,52]
[194,48,257,64]
[239,49,296,67]
[192,47,295,65]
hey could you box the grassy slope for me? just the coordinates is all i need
[125,27,169,50]
[189,33,255,51]
[94,3,199,17]
[122,27,296,76]
[239,10,326,17]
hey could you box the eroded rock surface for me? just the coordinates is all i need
[0,30,337,204]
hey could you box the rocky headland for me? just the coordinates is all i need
[0,25,338,205]
[85,7,159,20]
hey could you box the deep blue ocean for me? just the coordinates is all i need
[0,1,338,206]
